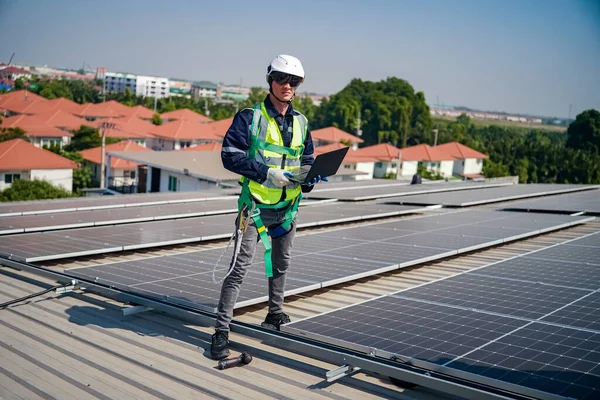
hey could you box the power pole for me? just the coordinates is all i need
[433,127,439,147]
[100,121,116,189]
[568,104,572,119]
[356,109,362,137]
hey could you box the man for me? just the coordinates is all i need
[211,54,326,360]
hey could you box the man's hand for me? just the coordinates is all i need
[306,175,328,186]
[267,168,293,187]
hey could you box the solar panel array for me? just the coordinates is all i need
[0,203,427,262]
[306,181,513,201]
[0,189,239,217]
[283,232,600,400]
[64,211,592,314]
[506,189,600,215]
[382,184,599,207]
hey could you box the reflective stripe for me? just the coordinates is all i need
[222,146,246,154]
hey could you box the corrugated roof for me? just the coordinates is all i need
[311,126,364,144]
[0,138,78,170]
[79,140,152,169]
[160,108,212,123]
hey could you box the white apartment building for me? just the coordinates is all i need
[104,72,170,99]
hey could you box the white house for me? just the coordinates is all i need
[0,138,78,191]
[79,140,152,189]
[315,143,376,180]
[435,142,488,178]
[395,144,456,178]
[105,150,239,193]
[311,126,363,150]
[150,119,222,151]
[0,114,73,149]
[352,143,402,178]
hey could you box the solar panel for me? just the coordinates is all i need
[282,231,600,400]
[0,189,239,217]
[306,181,514,201]
[0,203,428,262]
[506,189,600,215]
[382,184,599,207]
[62,211,593,315]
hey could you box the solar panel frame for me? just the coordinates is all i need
[306,182,514,201]
[505,189,600,215]
[281,231,600,400]
[62,212,594,314]
[0,203,430,262]
[381,184,600,207]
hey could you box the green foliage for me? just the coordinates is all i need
[0,179,76,202]
[313,77,432,148]
[14,78,25,90]
[151,113,163,125]
[72,166,93,192]
[417,163,444,180]
[566,109,600,154]
[65,125,121,151]
[0,127,29,142]
[30,78,101,103]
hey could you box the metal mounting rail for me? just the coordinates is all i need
[1,257,536,400]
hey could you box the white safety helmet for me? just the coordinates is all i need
[266,54,305,84]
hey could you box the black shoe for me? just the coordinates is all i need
[210,330,230,360]
[261,312,291,331]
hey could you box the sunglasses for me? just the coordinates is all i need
[270,72,303,87]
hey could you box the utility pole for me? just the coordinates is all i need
[356,109,362,137]
[433,127,439,147]
[99,121,116,189]
[568,104,572,119]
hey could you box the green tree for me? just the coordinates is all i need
[239,87,268,109]
[65,125,120,151]
[0,127,29,142]
[14,78,25,90]
[152,113,163,125]
[566,109,600,153]
[72,166,93,192]
[0,179,76,202]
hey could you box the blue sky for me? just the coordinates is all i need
[0,0,598,117]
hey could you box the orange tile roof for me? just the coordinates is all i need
[0,138,78,170]
[315,143,379,163]
[79,140,152,169]
[1,114,73,138]
[75,103,128,118]
[311,126,364,144]
[29,109,89,131]
[89,115,156,139]
[179,142,222,152]
[354,143,401,162]
[161,108,212,123]
[435,142,488,159]
[127,105,155,119]
[152,119,222,141]
[397,144,455,162]
[0,90,48,114]
[30,97,83,114]
[205,117,233,138]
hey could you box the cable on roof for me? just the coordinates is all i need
[0,283,68,310]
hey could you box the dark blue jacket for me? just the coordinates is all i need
[221,95,315,191]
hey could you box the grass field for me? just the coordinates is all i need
[433,116,567,132]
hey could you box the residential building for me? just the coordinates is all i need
[149,119,221,151]
[435,141,488,178]
[104,72,170,99]
[79,140,152,189]
[396,144,455,178]
[105,150,239,193]
[169,80,192,97]
[160,108,212,124]
[0,138,78,191]
[311,126,363,149]
[0,66,31,80]
[88,115,156,147]
[0,90,48,117]
[0,114,73,148]
[314,143,376,180]
[354,143,402,178]
[190,81,218,98]
[217,84,250,101]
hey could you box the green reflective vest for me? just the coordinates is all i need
[241,102,308,205]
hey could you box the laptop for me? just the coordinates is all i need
[288,147,350,184]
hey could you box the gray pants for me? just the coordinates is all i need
[215,206,297,332]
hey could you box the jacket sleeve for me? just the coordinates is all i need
[221,109,270,184]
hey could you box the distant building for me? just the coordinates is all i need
[0,138,78,191]
[0,66,31,81]
[217,84,250,101]
[435,142,488,178]
[191,81,218,98]
[310,126,363,149]
[104,72,170,99]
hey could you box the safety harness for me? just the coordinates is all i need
[213,104,306,282]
